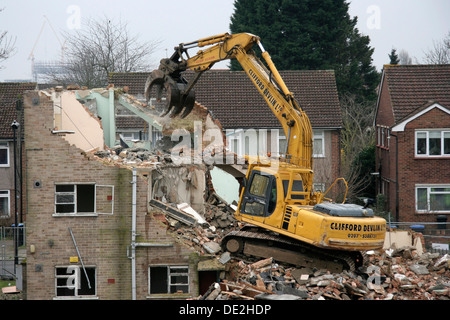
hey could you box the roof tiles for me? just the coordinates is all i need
[383,64,450,122]
[0,82,37,138]
[109,70,342,129]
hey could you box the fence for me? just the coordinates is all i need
[0,226,26,279]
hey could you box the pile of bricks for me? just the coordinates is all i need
[197,247,450,300]
[166,203,240,256]
[160,199,450,300]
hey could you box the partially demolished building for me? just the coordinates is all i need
[23,87,231,300]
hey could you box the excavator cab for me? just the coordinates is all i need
[239,170,278,218]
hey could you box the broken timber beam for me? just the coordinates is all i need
[150,199,197,226]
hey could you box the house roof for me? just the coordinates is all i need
[109,70,342,129]
[382,64,450,123]
[0,82,37,139]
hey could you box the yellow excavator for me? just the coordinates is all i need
[145,33,386,271]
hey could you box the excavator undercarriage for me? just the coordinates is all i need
[222,226,364,272]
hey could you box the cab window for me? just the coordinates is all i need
[249,174,270,197]
[282,180,304,200]
[242,172,277,217]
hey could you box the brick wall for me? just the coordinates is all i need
[396,107,450,223]
[24,90,198,300]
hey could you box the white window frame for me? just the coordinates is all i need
[278,130,287,156]
[377,125,390,149]
[54,183,114,216]
[416,184,450,213]
[0,190,10,218]
[226,129,243,156]
[415,129,450,157]
[313,130,325,158]
[0,142,10,167]
[148,265,190,295]
[313,183,326,193]
[54,265,97,299]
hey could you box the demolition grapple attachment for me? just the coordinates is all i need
[144,67,196,119]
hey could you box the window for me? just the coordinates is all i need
[149,266,189,294]
[55,266,96,298]
[241,172,278,217]
[313,131,325,157]
[120,131,148,141]
[313,183,326,193]
[55,184,114,215]
[377,126,390,149]
[0,190,10,218]
[415,130,450,157]
[282,180,304,200]
[278,132,287,155]
[249,174,270,197]
[416,185,450,213]
[0,142,9,167]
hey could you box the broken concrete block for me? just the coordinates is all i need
[202,241,221,254]
[433,254,449,269]
[219,252,231,264]
[317,280,331,287]
[281,286,309,298]
[409,264,429,275]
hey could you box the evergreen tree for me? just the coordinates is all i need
[229,0,379,101]
[388,48,400,64]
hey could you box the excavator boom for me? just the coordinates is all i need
[146,32,315,196]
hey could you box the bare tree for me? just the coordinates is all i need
[0,8,16,69]
[399,49,412,65]
[339,94,376,201]
[423,32,450,64]
[48,16,160,88]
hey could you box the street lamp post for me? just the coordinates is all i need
[11,120,20,273]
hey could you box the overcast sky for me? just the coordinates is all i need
[0,0,449,82]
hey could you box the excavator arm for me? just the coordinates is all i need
[145,32,315,193]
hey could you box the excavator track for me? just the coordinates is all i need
[222,228,363,272]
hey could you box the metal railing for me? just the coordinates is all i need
[1,226,26,279]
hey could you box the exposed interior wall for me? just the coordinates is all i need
[152,165,206,214]
[43,89,105,152]
[59,91,104,152]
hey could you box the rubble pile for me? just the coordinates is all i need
[155,196,450,301]
[165,202,240,256]
[93,146,174,167]
[199,248,450,301]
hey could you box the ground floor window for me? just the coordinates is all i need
[55,266,96,298]
[416,185,450,213]
[148,265,189,294]
[0,190,10,218]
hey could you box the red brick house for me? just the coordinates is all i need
[0,82,36,227]
[109,70,343,192]
[374,65,450,233]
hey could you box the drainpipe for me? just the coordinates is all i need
[393,133,399,222]
[131,168,137,300]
